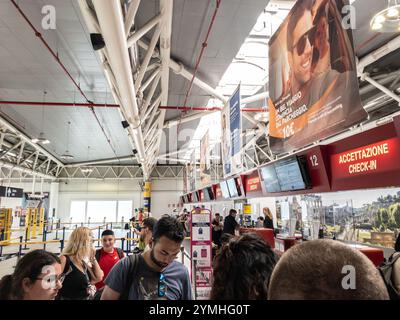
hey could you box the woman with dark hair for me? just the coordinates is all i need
[210,233,278,300]
[0,249,63,300]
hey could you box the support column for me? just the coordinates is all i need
[143,181,151,216]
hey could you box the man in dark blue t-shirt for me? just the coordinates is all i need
[223,209,240,236]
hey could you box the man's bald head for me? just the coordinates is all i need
[268,240,389,300]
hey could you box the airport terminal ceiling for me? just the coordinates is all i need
[0,0,399,181]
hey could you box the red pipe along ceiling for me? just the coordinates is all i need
[0,101,267,113]
[0,101,119,108]
[181,0,222,113]
[10,0,118,157]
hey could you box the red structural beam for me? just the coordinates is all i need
[1,101,267,113]
[159,106,267,112]
[0,101,119,108]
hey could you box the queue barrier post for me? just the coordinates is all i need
[60,239,64,254]
[18,236,23,261]
[57,219,61,229]
[121,238,125,253]
[0,230,4,257]
[110,222,113,230]
[54,227,59,240]
[81,222,83,227]
[126,232,130,253]
[62,227,66,245]
[97,226,101,247]
[43,226,47,251]
[23,227,29,250]
[106,223,108,230]
[74,224,77,230]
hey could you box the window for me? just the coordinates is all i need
[69,200,133,223]
[87,201,116,223]
[70,201,86,223]
[118,201,133,222]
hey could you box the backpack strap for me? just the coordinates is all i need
[116,248,124,260]
[95,249,101,262]
[120,254,140,300]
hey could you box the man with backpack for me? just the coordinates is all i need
[95,229,125,292]
[101,216,192,300]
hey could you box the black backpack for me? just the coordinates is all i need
[378,252,400,300]
[95,248,124,262]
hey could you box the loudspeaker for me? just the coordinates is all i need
[90,33,105,51]
[121,120,130,129]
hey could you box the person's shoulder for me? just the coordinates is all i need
[167,261,189,275]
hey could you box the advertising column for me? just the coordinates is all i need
[190,208,212,300]
[143,181,151,216]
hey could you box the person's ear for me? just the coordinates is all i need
[21,278,32,294]
[149,237,154,248]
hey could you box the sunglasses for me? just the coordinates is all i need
[291,25,317,56]
[36,273,66,285]
[158,273,166,298]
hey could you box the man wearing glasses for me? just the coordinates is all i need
[101,216,192,300]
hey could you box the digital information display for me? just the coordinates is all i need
[226,178,238,198]
[260,165,281,193]
[275,157,306,191]
[220,181,230,198]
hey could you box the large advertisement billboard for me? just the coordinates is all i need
[268,0,367,154]
[222,85,242,177]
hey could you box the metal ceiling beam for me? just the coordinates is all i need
[65,155,136,167]
[127,13,163,48]
[357,35,400,76]
[362,75,400,105]
[137,39,227,104]
[0,116,64,167]
[0,159,56,180]
[135,26,162,89]
[93,0,148,178]
[124,0,141,36]
[147,0,173,174]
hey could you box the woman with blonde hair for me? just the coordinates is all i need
[57,227,103,300]
[263,207,274,229]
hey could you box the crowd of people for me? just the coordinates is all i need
[0,210,399,300]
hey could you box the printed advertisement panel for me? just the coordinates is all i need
[268,0,367,154]
[222,85,242,177]
[200,130,211,186]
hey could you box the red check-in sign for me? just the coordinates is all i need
[331,138,400,179]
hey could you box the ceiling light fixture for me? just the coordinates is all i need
[61,121,74,160]
[33,91,51,145]
[370,0,400,32]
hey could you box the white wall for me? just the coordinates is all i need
[57,179,183,222]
